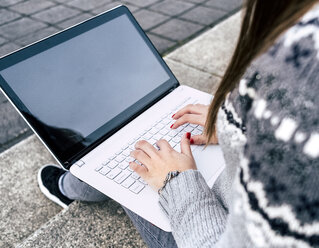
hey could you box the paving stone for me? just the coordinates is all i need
[91,2,139,15]
[184,0,207,3]
[167,12,241,77]
[180,5,226,25]
[9,0,55,15]
[66,0,112,11]
[0,92,7,103]
[0,37,7,46]
[0,101,29,146]
[0,9,21,26]
[0,135,61,247]
[57,13,93,29]
[0,0,23,7]
[164,58,221,93]
[0,18,47,40]
[205,0,243,11]
[15,26,61,46]
[17,200,146,248]
[32,5,81,24]
[152,18,203,41]
[134,9,169,31]
[150,0,195,16]
[147,33,175,54]
[123,0,161,8]
[0,42,21,57]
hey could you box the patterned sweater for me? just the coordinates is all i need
[159,5,319,248]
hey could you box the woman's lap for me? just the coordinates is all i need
[59,171,177,248]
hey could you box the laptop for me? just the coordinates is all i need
[0,5,225,231]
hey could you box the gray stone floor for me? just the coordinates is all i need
[0,0,242,153]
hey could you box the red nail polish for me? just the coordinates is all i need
[186,132,191,139]
[172,114,175,118]
[190,138,194,144]
[170,124,174,128]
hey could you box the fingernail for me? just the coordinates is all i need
[190,138,194,144]
[172,114,175,118]
[186,132,191,139]
[170,124,174,128]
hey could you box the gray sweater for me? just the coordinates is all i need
[159,5,319,248]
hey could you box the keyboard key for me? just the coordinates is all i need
[153,133,162,141]
[161,118,171,125]
[121,145,129,150]
[119,161,129,170]
[159,129,169,136]
[149,138,157,145]
[128,139,135,145]
[107,161,118,169]
[106,168,122,179]
[129,181,145,194]
[189,124,198,128]
[102,160,110,166]
[176,126,184,132]
[168,130,178,137]
[122,149,130,157]
[155,123,164,130]
[197,126,204,132]
[114,170,131,184]
[184,126,194,133]
[172,136,181,143]
[108,155,116,160]
[162,135,172,142]
[115,155,126,163]
[115,150,122,155]
[149,128,158,135]
[143,133,152,140]
[192,129,202,135]
[169,140,177,147]
[122,177,136,188]
[139,178,147,185]
[131,172,140,180]
[126,157,134,163]
[95,165,104,172]
[99,167,111,176]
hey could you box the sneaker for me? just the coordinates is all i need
[37,164,73,208]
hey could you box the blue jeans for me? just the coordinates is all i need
[59,172,177,248]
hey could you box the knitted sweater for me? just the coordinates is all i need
[159,5,319,248]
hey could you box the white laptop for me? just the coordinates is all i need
[0,5,225,231]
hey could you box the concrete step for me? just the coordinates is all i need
[0,12,240,248]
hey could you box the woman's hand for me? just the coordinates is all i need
[130,133,196,191]
[171,104,218,145]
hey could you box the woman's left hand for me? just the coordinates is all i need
[129,132,197,191]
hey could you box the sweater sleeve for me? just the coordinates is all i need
[159,170,228,248]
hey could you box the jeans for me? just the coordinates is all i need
[59,172,177,248]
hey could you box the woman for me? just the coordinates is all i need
[38,0,319,247]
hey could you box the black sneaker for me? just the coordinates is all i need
[37,164,73,208]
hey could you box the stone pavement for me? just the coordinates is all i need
[0,12,241,247]
[0,0,242,153]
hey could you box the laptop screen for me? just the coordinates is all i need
[0,6,178,167]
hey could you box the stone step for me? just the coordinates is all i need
[0,12,240,247]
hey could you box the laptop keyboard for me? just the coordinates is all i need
[94,97,204,194]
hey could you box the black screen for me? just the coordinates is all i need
[0,7,177,166]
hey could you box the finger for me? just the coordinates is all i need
[173,104,205,119]
[190,135,207,145]
[130,149,151,165]
[180,132,193,158]
[135,140,158,158]
[156,139,172,152]
[171,114,204,129]
[130,162,149,179]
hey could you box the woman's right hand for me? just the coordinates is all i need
[171,104,218,145]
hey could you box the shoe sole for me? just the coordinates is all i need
[37,164,69,209]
